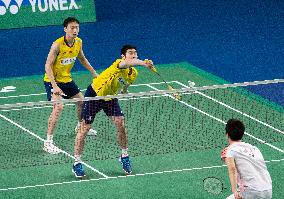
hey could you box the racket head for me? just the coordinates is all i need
[167,85,173,90]
[203,177,224,195]
[173,93,181,100]
[167,85,181,100]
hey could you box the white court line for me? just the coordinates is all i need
[0,81,175,99]
[174,81,284,136]
[0,114,109,179]
[0,158,283,192]
[147,84,284,154]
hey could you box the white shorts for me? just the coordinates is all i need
[226,189,272,199]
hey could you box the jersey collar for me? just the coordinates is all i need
[64,36,75,47]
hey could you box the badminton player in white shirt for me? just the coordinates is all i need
[221,119,272,199]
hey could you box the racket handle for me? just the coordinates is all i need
[145,59,157,73]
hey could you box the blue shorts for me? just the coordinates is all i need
[81,84,124,124]
[44,81,80,101]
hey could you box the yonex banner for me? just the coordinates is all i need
[0,0,96,29]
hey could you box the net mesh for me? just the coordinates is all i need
[0,79,283,169]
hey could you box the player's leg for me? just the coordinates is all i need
[47,94,64,136]
[111,116,128,151]
[72,84,100,178]
[63,80,82,121]
[104,99,132,174]
[43,82,63,154]
[72,119,92,178]
[70,83,97,136]
[111,116,132,174]
[74,120,92,157]
[72,91,84,121]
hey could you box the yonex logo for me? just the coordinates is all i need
[0,0,23,15]
[0,0,80,16]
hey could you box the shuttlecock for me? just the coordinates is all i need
[188,81,195,87]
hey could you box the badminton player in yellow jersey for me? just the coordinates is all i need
[43,17,98,154]
[72,45,154,178]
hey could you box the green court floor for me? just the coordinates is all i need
[0,63,283,199]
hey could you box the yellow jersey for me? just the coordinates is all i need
[92,59,138,97]
[43,36,82,83]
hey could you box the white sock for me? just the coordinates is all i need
[74,155,81,164]
[121,148,128,157]
[46,134,53,142]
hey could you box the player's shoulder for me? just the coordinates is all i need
[221,145,230,160]
[227,141,259,155]
[75,37,82,43]
[110,59,123,69]
[232,141,253,149]
[53,36,82,45]
[227,141,244,150]
[115,58,123,64]
[54,36,65,44]
[240,142,260,152]
[221,142,240,159]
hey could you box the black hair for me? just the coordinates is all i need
[225,119,245,141]
[63,17,80,27]
[121,45,137,56]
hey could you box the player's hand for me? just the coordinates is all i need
[53,85,64,96]
[144,59,154,66]
[120,89,128,94]
[120,84,129,94]
[144,59,155,72]
[233,191,243,199]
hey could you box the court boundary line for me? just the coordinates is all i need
[174,81,284,136]
[0,114,109,179]
[147,84,284,154]
[0,158,283,192]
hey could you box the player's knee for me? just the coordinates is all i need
[115,117,125,129]
[79,121,92,134]
[84,124,92,132]
[76,100,83,108]
[54,103,64,112]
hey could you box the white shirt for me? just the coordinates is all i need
[221,141,272,191]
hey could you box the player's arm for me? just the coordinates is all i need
[224,157,243,199]
[77,47,98,78]
[118,59,154,70]
[45,42,63,95]
[120,67,138,94]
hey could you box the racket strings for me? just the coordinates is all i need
[167,85,181,100]
[203,177,224,195]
